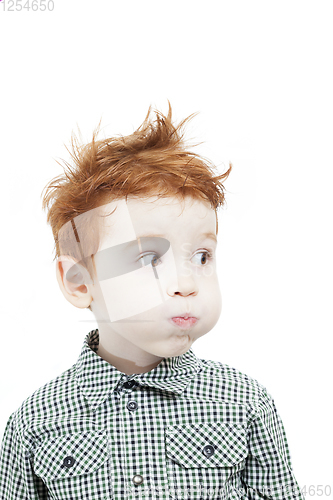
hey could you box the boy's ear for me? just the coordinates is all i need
[56,255,94,309]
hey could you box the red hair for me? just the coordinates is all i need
[41,103,232,309]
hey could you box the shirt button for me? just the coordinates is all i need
[127,400,138,411]
[63,456,75,468]
[202,445,215,458]
[123,380,135,389]
[132,474,144,485]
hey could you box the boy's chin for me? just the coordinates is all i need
[154,335,193,358]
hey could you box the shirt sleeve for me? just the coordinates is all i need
[242,388,304,500]
[0,412,50,500]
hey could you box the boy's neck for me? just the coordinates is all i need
[96,341,164,375]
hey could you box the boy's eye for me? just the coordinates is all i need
[192,251,213,266]
[137,253,161,267]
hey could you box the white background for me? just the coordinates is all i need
[0,1,332,497]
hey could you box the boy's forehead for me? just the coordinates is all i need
[98,196,216,251]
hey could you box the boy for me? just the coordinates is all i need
[0,104,304,499]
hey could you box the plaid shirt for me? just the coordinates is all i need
[0,330,304,500]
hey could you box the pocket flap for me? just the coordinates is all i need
[33,430,109,480]
[165,422,247,468]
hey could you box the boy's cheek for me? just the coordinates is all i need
[180,259,216,279]
[97,264,177,322]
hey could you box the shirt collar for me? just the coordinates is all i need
[75,329,203,410]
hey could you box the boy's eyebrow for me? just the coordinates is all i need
[128,232,217,245]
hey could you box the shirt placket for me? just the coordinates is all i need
[111,374,155,500]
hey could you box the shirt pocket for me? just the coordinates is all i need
[33,430,111,500]
[165,422,248,499]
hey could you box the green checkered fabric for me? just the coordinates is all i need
[0,330,304,499]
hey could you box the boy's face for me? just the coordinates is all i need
[58,195,222,371]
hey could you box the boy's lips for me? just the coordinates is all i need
[169,316,198,329]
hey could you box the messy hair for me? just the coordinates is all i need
[41,103,232,310]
